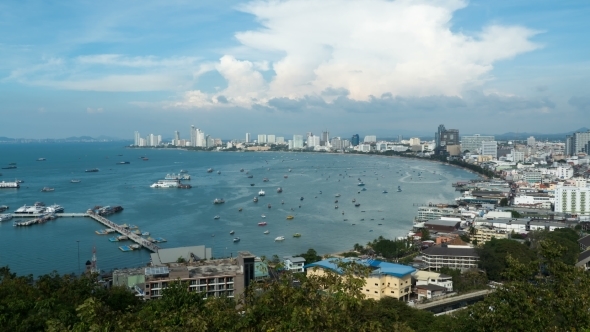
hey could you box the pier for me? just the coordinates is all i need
[87,213,160,252]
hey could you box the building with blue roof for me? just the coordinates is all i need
[304,258,416,301]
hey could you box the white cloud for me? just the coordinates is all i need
[178,0,540,108]
[87,107,104,114]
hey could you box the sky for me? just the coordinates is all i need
[1,0,589,140]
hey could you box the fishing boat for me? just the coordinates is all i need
[275,236,285,242]
[352,198,356,203]
[300,197,304,201]
[258,222,267,226]
[286,215,294,220]
[233,237,240,243]
[293,233,301,238]
[213,215,220,220]
[361,188,367,191]
[250,183,255,186]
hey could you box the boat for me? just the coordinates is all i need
[253,197,258,203]
[300,197,304,201]
[277,187,283,193]
[258,190,265,196]
[217,171,221,174]
[207,168,213,173]
[288,169,292,172]
[141,232,150,236]
[247,175,253,178]
[45,204,64,213]
[264,230,270,234]
[293,233,301,238]
[275,236,285,242]
[397,186,402,192]
[335,193,341,197]
[15,179,24,183]
[133,229,141,235]
[142,158,149,161]
[85,168,99,172]
[240,168,244,172]
[150,179,180,188]
[70,179,81,183]
[0,205,8,212]
[2,165,16,169]
[250,183,255,186]
[180,169,188,173]
[130,244,141,249]
[213,198,225,204]
[383,190,388,193]
[286,215,294,220]
[233,237,240,243]
[117,161,130,164]
[0,214,13,222]
[214,215,220,220]
[361,188,367,191]
[165,173,191,180]
[37,158,46,161]
[41,187,55,192]
[355,203,360,207]
[0,181,20,189]
[263,178,269,182]
[117,235,128,241]
[335,206,338,209]
[267,204,271,209]
[230,230,235,235]
[357,182,365,186]
[95,229,108,235]
[258,222,267,226]
[352,198,356,203]
[283,175,288,178]
[261,214,266,218]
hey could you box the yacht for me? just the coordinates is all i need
[0,214,13,222]
[233,237,240,243]
[274,236,285,242]
[15,205,29,213]
[0,205,8,212]
[258,221,267,226]
[277,187,283,193]
[150,180,180,188]
[258,190,265,196]
[213,198,225,204]
[41,187,55,192]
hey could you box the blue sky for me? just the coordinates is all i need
[1,0,589,139]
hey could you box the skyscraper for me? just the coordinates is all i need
[293,135,304,149]
[134,131,141,146]
[321,131,329,146]
[246,133,251,143]
[190,125,197,147]
[565,130,590,156]
[351,134,360,146]
[267,135,276,144]
[257,134,267,144]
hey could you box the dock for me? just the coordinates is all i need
[87,213,160,252]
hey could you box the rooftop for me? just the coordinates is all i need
[422,245,478,258]
[284,256,306,263]
[304,258,415,278]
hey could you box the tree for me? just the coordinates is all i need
[420,228,431,241]
[299,248,322,264]
[477,238,537,281]
[499,198,508,207]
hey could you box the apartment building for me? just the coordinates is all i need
[305,258,416,301]
[421,245,479,271]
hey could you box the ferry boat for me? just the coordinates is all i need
[213,198,225,204]
[258,190,265,196]
[277,187,283,193]
[150,179,180,188]
[0,214,13,222]
[274,236,285,242]
[0,181,19,189]
[233,237,240,243]
[258,222,267,226]
[85,168,99,172]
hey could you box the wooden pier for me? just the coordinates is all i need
[87,213,160,252]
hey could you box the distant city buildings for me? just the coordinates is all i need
[351,134,360,146]
[245,133,251,143]
[481,141,498,160]
[461,134,495,154]
[363,135,377,143]
[565,130,590,156]
[434,124,459,154]
[292,135,304,149]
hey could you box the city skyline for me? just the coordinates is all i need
[1,1,590,138]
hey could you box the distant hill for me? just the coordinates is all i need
[493,127,589,141]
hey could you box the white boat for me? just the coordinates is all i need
[141,231,150,236]
[15,205,29,213]
[213,198,225,204]
[264,230,270,234]
[214,215,220,220]
[230,230,235,235]
[335,193,341,197]
[258,190,265,196]
[180,169,188,173]
[37,158,46,161]
[45,204,64,213]
[253,197,258,203]
[261,214,266,218]
[150,179,180,188]
[233,237,240,242]
[130,244,141,249]
[274,236,285,241]
[0,214,13,222]
[41,187,55,192]
[70,179,81,183]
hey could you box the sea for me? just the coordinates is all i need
[0,143,477,277]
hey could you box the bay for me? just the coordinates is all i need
[0,143,476,276]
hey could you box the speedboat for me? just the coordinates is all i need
[383,190,388,193]
[142,232,150,236]
[264,230,270,234]
[207,168,213,173]
[261,214,266,218]
[274,236,285,242]
[263,178,269,182]
[238,207,243,212]
[71,179,81,183]
[355,203,360,207]
[253,197,258,203]
[335,193,341,197]
[352,198,356,203]
[214,215,220,220]
[357,182,365,186]
[230,230,235,235]
[258,190,265,196]
[286,215,294,220]
[180,169,188,173]
[233,237,240,243]
[213,198,225,204]
[397,186,402,192]
[258,222,267,226]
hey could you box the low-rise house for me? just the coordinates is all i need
[283,256,306,273]
[414,270,453,291]
[576,250,590,271]
[305,258,416,301]
[578,235,590,251]
[416,284,448,300]
[472,226,508,244]
[424,219,461,233]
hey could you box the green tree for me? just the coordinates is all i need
[477,238,537,281]
[420,228,431,241]
[299,248,322,264]
[499,198,508,206]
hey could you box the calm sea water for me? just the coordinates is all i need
[0,143,476,276]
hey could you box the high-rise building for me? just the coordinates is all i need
[321,131,329,146]
[307,135,320,147]
[134,131,141,146]
[481,141,498,159]
[267,135,276,144]
[461,134,495,153]
[245,133,251,143]
[293,135,304,149]
[527,136,536,147]
[190,125,197,147]
[435,124,446,148]
[364,135,377,143]
[257,134,267,144]
[351,134,360,146]
[555,185,590,216]
[174,131,180,142]
[565,131,590,156]
[276,137,285,144]
[435,125,459,154]
[409,137,421,146]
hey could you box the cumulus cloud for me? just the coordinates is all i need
[178,0,540,109]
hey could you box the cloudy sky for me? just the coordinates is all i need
[1,0,589,139]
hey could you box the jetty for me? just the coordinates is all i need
[87,212,160,252]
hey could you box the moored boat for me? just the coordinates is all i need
[293,233,301,238]
[233,237,240,243]
[286,215,294,220]
[274,236,285,242]
[264,230,270,234]
[258,221,267,226]
[277,187,283,193]
[213,198,225,204]
[258,190,265,196]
